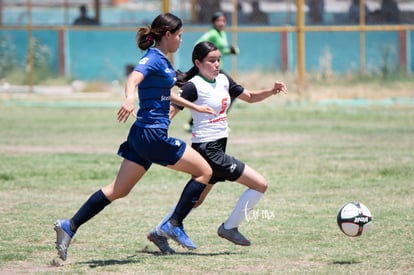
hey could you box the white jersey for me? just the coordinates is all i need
[179,73,244,143]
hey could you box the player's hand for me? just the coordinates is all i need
[169,104,180,120]
[117,97,136,123]
[273,81,288,95]
[230,46,239,55]
[195,105,216,116]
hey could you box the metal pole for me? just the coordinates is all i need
[94,0,100,24]
[190,0,197,24]
[359,0,366,73]
[231,0,238,79]
[27,0,33,93]
[296,0,305,85]
[0,0,3,25]
[163,0,169,13]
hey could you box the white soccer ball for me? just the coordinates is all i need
[337,201,372,237]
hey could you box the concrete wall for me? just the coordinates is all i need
[1,27,411,81]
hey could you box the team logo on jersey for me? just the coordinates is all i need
[139,57,149,65]
[229,163,237,173]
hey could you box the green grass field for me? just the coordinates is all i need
[0,91,413,274]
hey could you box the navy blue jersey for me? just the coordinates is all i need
[118,48,185,170]
[133,48,176,129]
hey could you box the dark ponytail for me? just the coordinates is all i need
[175,41,218,87]
[136,13,182,51]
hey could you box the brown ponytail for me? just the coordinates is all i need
[136,13,182,51]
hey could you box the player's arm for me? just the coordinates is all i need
[117,70,143,123]
[170,89,216,116]
[230,74,287,103]
[237,81,287,103]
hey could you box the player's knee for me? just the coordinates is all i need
[262,181,268,193]
[103,185,131,200]
[206,166,213,180]
[197,166,213,184]
[117,189,131,198]
[109,189,130,200]
[257,179,268,193]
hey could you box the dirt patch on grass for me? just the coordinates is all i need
[0,144,113,155]
[0,260,63,274]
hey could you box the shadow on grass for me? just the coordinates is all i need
[78,248,239,268]
[331,260,362,265]
[139,245,240,257]
[78,258,140,268]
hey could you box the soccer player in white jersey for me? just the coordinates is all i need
[147,41,287,253]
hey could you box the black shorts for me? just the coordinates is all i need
[191,138,245,184]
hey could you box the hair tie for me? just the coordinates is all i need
[147,35,154,42]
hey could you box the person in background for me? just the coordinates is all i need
[249,1,269,25]
[196,0,220,24]
[195,12,239,68]
[237,3,249,25]
[381,0,400,23]
[306,0,325,24]
[73,5,99,25]
[54,13,215,261]
[348,0,370,24]
[147,41,287,254]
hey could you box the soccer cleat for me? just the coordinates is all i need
[54,219,75,261]
[160,221,197,250]
[147,228,175,254]
[217,223,251,246]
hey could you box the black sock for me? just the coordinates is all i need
[170,179,206,226]
[70,189,111,232]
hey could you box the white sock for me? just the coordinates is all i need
[155,204,176,234]
[223,189,263,230]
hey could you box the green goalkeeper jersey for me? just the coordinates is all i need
[196,28,232,67]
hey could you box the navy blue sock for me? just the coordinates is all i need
[70,189,111,232]
[170,179,206,226]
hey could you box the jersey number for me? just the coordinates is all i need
[219,98,229,114]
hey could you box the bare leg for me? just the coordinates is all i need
[235,164,267,193]
[102,159,147,201]
[167,145,212,184]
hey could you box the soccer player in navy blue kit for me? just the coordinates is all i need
[54,13,216,261]
[147,41,287,253]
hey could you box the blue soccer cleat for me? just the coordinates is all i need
[160,221,197,250]
[54,219,75,261]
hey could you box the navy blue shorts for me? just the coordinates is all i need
[117,124,186,170]
[191,138,245,184]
